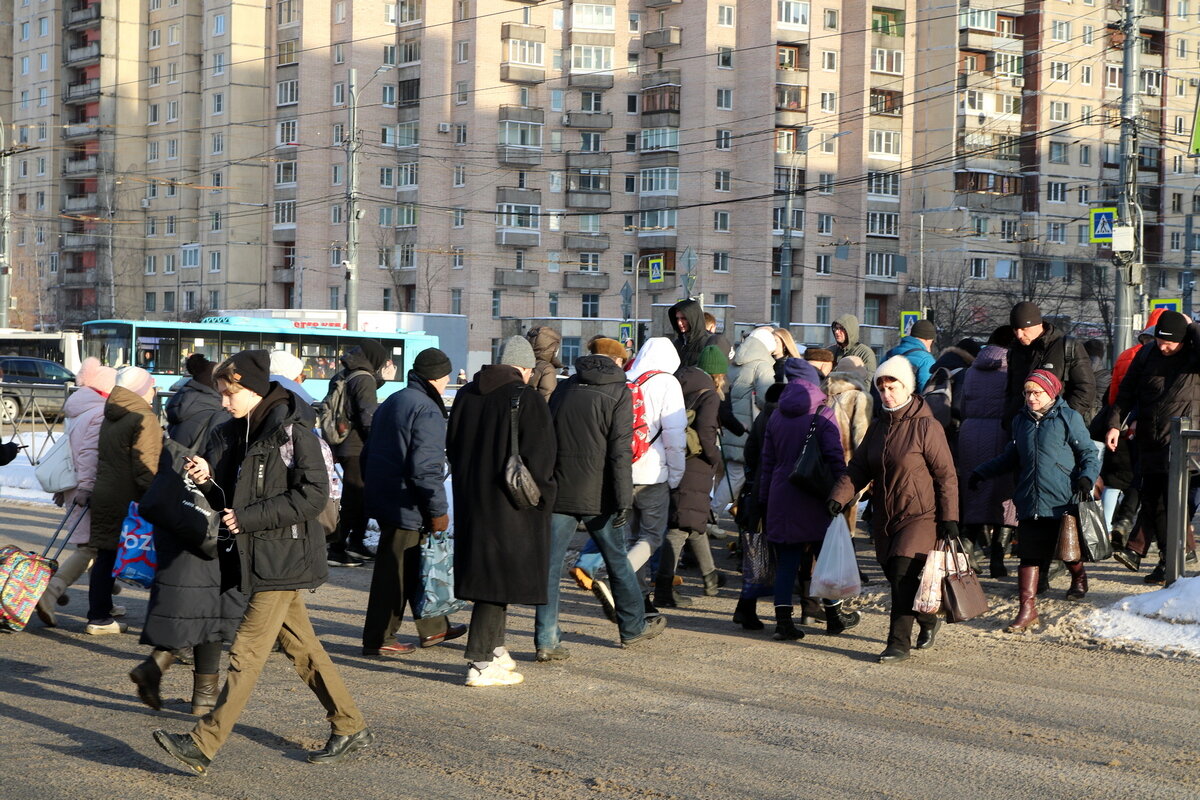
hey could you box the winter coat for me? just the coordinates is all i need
[1092,405,1134,491]
[830,314,877,373]
[825,366,872,464]
[61,387,107,545]
[956,345,1018,527]
[669,298,727,368]
[1107,323,1200,473]
[976,397,1100,521]
[885,336,936,393]
[448,366,557,605]
[548,354,632,517]
[526,326,563,402]
[1108,342,1145,406]
[363,372,449,532]
[1005,322,1096,425]
[721,336,777,463]
[271,374,316,406]
[200,384,331,595]
[331,346,386,459]
[627,338,687,488]
[165,379,231,453]
[759,379,846,544]
[670,366,721,532]
[1090,356,1112,412]
[90,387,162,551]
[830,395,958,563]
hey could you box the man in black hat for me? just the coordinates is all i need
[1106,310,1200,580]
[360,347,467,655]
[1004,300,1096,426]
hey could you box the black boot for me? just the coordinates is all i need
[991,526,1014,578]
[130,649,176,711]
[822,600,861,636]
[772,606,804,641]
[191,672,220,716]
[654,575,689,608]
[963,525,988,574]
[797,581,826,624]
[733,597,764,630]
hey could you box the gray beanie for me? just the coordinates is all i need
[499,336,536,369]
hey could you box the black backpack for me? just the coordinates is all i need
[922,366,962,432]
[315,369,371,445]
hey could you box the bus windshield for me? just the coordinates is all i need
[82,323,133,368]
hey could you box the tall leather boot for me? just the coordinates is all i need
[129,649,176,711]
[822,599,861,636]
[991,526,1014,578]
[772,606,804,641]
[190,672,220,716]
[732,597,764,630]
[1064,561,1088,601]
[1004,566,1041,633]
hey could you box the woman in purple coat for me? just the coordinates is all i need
[956,327,1018,577]
[759,362,858,641]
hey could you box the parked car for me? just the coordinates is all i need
[0,357,75,421]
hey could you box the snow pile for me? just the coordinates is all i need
[0,431,56,504]
[1084,576,1200,657]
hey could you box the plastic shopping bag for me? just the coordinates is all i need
[113,502,156,588]
[810,515,861,600]
[913,545,947,614]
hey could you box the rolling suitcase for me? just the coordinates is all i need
[0,503,84,632]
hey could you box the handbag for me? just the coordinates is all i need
[415,529,468,619]
[113,502,157,588]
[1075,492,1112,562]
[139,440,222,560]
[741,529,775,588]
[941,537,989,623]
[787,411,835,499]
[503,391,542,511]
[913,544,948,615]
[1056,507,1082,562]
[34,426,77,494]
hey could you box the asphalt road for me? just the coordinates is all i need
[2,499,1198,800]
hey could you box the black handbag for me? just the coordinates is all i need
[139,440,222,559]
[503,391,542,511]
[788,412,835,499]
[1075,491,1112,562]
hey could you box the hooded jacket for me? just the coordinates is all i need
[885,336,937,394]
[526,326,563,402]
[61,387,107,545]
[956,344,1018,526]
[1004,322,1096,425]
[363,371,450,532]
[626,338,688,488]
[824,363,872,464]
[670,366,721,532]
[669,298,729,368]
[165,378,231,453]
[90,386,163,551]
[332,342,387,458]
[549,354,633,516]
[722,335,777,463]
[830,314,877,373]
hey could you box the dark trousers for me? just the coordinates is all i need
[772,542,817,608]
[331,453,367,551]
[87,547,117,622]
[464,601,506,663]
[1128,473,1199,557]
[1016,518,1061,568]
[155,640,222,673]
[362,527,448,650]
[883,555,936,654]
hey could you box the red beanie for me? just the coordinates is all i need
[1025,369,1062,399]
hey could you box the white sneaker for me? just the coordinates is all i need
[493,649,517,671]
[110,605,126,618]
[466,661,524,687]
[85,620,128,635]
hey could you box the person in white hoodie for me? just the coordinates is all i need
[575,338,687,613]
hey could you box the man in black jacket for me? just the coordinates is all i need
[1005,301,1096,426]
[669,298,731,369]
[535,338,665,661]
[1106,310,1200,580]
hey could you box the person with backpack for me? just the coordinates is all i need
[1004,301,1096,426]
[884,319,937,393]
[324,341,390,567]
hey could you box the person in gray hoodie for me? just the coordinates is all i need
[712,330,776,520]
[830,314,878,374]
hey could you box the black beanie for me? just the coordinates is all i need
[1154,310,1189,342]
[412,347,452,380]
[185,353,215,387]
[1010,301,1042,330]
[910,319,936,340]
[217,349,271,397]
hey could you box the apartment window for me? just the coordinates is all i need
[772,208,804,231]
[334,1,346,22]
[718,5,734,25]
[581,294,600,318]
[277,80,299,105]
[145,292,157,313]
[820,132,839,154]
[333,82,346,105]
[1106,65,1123,88]
[1049,102,1069,122]
[824,9,839,28]
[964,91,984,112]
[820,92,837,112]
[1172,231,1184,250]
[148,104,160,124]
[209,250,222,273]
[181,245,200,269]
[211,133,224,154]
[1081,65,1093,85]
[1051,20,1071,40]
[778,45,806,71]
[274,200,296,226]
[574,4,616,30]
[168,24,180,44]
[147,141,160,162]
[1000,220,1018,241]
[576,252,600,273]
[867,171,900,196]
[717,47,733,69]
[776,128,800,153]
[1050,62,1071,82]
[815,296,832,326]
[166,216,176,235]
[716,88,733,110]
[713,252,730,273]
[211,92,224,115]
[496,204,540,230]
[275,161,297,185]
[1080,225,1093,246]
[1079,185,1091,204]
[778,0,811,27]
[213,13,226,35]
[333,43,344,64]
[629,12,641,32]
[777,84,808,111]
[821,51,837,71]
[872,49,903,75]
[571,45,614,72]
[450,288,463,314]
[714,170,732,192]
[868,130,901,157]
[1047,182,1067,202]
[867,212,899,237]
[492,290,502,318]
[866,252,896,278]
[969,258,988,279]
[149,28,160,48]
[398,39,421,64]
[1047,223,1066,244]
[449,247,464,269]
[972,216,989,237]
[145,256,158,276]
[1049,142,1069,164]
[818,214,833,235]
[714,211,731,232]
[816,254,831,275]
[455,124,468,145]
[508,39,544,66]
[500,121,543,149]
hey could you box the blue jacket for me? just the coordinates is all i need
[886,336,936,392]
[976,397,1100,520]
[363,373,449,531]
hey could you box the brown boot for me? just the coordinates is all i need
[1065,561,1088,601]
[129,649,176,710]
[1005,565,1041,633]
[190,672,220,716]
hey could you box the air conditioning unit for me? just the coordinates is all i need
[1011,77,1025,88]
[1191,78,1200,87]
[140,198,151,208]
[562,114,571,126]
[437,122,451,133]
[1145,86,1159,95]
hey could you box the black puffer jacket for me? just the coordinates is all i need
[670,366,721,532]
[165,378,231,452]
[200,384,330,595]
[330,342,387,458]
[1005,323,1096,425]
[548,354,632,516]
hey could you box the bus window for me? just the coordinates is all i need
[182,337,220,365]
[300,338,340,380]
[264,337,301,358]
[136,328,181,374]
[219,333,263,362]
[83,323,133,367]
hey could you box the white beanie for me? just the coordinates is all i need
[748,327,778,352]
[115,366,156,397]
[269,350,305,381]
[874,355,915,395]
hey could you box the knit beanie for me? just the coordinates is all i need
[697,345,729,375]
[268,350,304,381]
[588,337,628,361]
[747,327,778,353]
[874,355,915,395]
[115,366,155,398]
[76,356,117,395]
[1025,368,1063,399]
[217,349,271,397]
[1154,310,1189,342]
[1142,307,1166,336]
[803,347,835,365]
[499,336,536,369]
[186,352,217,387]
[910,319,936,340]
[412,347,452,380]
[1010,301,1043,330]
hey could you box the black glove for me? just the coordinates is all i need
[937,521,959,541]
[826,499,844,518]
[0,442,19,467]
[1073,476,1094,495]
[967,472,983,491]
[612,509,629,529]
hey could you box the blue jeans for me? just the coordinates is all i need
[536,512,646,648]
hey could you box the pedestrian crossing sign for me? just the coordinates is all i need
[1151,298,1182,312]
[647,255,664,284]
[1089,208,1116,243]
[900,310,921,336]
[619,323,633,342]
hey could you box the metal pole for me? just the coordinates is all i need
[1185,213,1195,318]
[1114,0,1143,355]
[919,214,925,316]
[1165,417,1189,586]
[345,68,359,331]
[778,166,795,329]
[0,119,9,328]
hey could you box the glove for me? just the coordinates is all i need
[826,499,844,518]
[73,489,92,507]
[0,441,19,467]
[1073,476,1094,495]
[429,514,449,533]
[613,509,629,529]
[967,472,983,491]
[937,521,959,541]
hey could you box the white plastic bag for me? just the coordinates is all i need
[811,515,861,600]
[913,548,946,614]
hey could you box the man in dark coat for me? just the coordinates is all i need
[1106,310,1200,579]
[1005,301,1096,426]
[327,340,389,566]
[669,298,730,368]
[361,348,466,656]
[536,338,664,661]
[447,337,558,687]
[165,354,231,452]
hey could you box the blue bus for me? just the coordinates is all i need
[81,317,439,399]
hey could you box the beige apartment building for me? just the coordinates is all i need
[1,0,1196,367]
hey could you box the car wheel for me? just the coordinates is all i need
[0,395,21,422]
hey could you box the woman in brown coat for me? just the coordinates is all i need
[828,356,959,663]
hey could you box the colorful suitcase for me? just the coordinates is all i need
[0,504,83,632]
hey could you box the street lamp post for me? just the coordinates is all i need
[344,66,391,331]
[0,118,11,328]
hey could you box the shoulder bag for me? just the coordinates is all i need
[787,410,835,499]
[941,536,989,623]
[503,391,542,511]
[35,422,77,494]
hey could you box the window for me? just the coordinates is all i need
[777,84,808,111]
[149,28,160,48]
[628,12,641,32]
[822,51,837,71]
[716,130,732,150]
[1049,142,1069,164]
[820,132,839,154]
[638,209,677,232]
[718,5,734,25]
[277,80,299,105]
[455,124,468,145]
[716,88,733,110]
[571,45,613,72]
[508,39,544,66]
[209,251,222,273]
[714,211,731,232]
[972,216,989,237]
[450,288,462,314]
[868,130,901,157]
[148,104,160,124]
[398,39,421,64]
[211,133,224,154]
[579,252,600,272]
[1049,102,1069,122]
[818,214,833,235]
[213,12,226,35]
[1106,64,1123,88]
[868,171,900,196]
[1083,24,1094,44]
[778,45,806,70]
[276,161,297,185]
[492,290,502,318]
[500,121,543,148]
[866,252,896,278]
[815,296,831,325]
[969,258,988,279]
[872,48,903,74]
[1047,223,1066,244]
[820,92,837,112]
[1047,182,1067,202]
[580,132,602,152]
[1051,20,1071,40]
[1081,65,1092,85]
[145,292,157,313]
[211,92,224,115]
[168,24,180,44]
[274,200,296,226]
[574,4,615,30]
[713,252,730,273]
[714,170,732,192]
[581,294,600,318]
[1050,62,1071,82]
[181,245,200,269]
[816,254,831,275]
[778,0,810,27]
[582,91,603,112]
[867,212,899,237]
[496,203,540,230]
[717,47,733,68]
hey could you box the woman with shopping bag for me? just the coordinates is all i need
[828,356,960,663]
[758,359,856,640]
[969,369,1100,633]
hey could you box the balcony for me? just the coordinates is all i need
[643,27,682,49]
[60,269,96,286]
[564,232,610,250]
[638,149,678,168]
[566,191,611,210]
[568,72,615,89]
[501,22,545,41]
[564,271,611,290]
[641,69,681,89]
[566,151,611,169]
[498,105,544,124]
[500,64,546,84]
[64,42,100,66]
[563,111,613,129]
[958,29,995,52]
[638,273,677,292]
[496,145,543,166]
[63,155,98,175]
[637,231,677,251]
[66,5,102,27]
[497,187,542,205]
[271,267,296,283]
[495,230,541,248]
[645,0,682,6]
[64,121,100,139]
[63,194,98,212]
[65,79,101,102]
[494,268,540,287]
[62,233,99,249]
